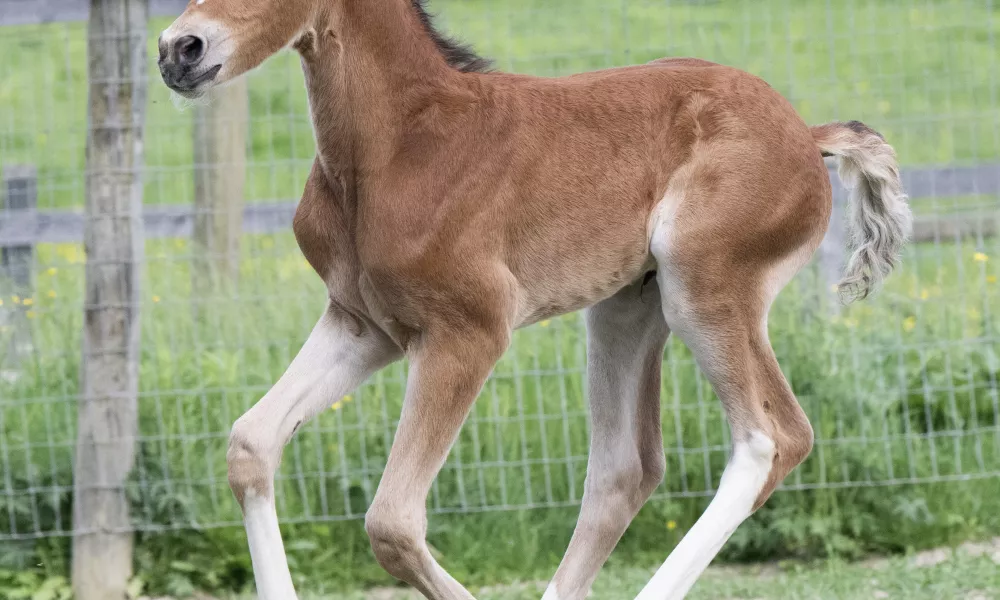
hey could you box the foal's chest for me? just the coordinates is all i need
[292,169,420,348]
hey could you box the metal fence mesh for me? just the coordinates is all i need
[1,0,999,542]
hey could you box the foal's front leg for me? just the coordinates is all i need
[365,325,510,600]
[227,304,401,599]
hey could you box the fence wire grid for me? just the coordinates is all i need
[1,0,1000,542]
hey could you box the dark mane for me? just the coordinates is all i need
[411,0,493,73]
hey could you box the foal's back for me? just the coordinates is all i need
[445,58,829,326]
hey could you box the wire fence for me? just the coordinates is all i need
[1,0,999,544]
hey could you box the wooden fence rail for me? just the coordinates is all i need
[3,164,997,247]
[0,0,186,26]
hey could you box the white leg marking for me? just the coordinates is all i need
[634,432,775,600]
[243,489,298,600]
[541,582,562,600]
[231,308,399,600]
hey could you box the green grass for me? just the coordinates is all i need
[2,0,1000,597]
[484,549,1000,600]
[306,541,1000,600]
[6,542,999,599]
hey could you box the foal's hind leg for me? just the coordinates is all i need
[636,217,817,600]
[543,278,670,600]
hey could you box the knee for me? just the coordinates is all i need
[587,454,658,513]
[365,504,426,580]
[226,418,273,507]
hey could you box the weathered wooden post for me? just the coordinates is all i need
[192,80,248,290]
[72,1,148,598]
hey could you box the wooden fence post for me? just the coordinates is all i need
[192,79,248,290]
[72,1,148,599]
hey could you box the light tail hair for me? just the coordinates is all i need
[812,120,912,303]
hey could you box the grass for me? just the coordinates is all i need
[485,549,1000,600]
[7,541,999,599]
[318,540,1000,600]
[1,0,1000,597]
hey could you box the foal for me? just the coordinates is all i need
[158,1,911,598]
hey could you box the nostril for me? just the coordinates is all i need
[174,35,206,66]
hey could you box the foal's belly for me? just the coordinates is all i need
[512,231,655,328]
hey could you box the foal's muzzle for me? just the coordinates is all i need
[157,33,220,94]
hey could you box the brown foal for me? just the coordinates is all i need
[158,1,911,598]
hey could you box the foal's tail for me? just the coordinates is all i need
[812,120,912,303]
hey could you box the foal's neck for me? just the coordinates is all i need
[299,0,466,181]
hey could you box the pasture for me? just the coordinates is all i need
[1,0,999,597]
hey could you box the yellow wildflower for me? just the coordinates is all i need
[342,395,353,404]
[64,246,82,264]
[46,267,58,276]
[46,290,56,299]
[987,275,998,284]
[26,310,36,319]
[12,295,21,305]
[973,252,989,262]
[667,520,677,531]
[920,289,929,301]
[331,401,343,411]
[540,320,551,328]
[22,298,33,307]
[152,296,161,303]
[0,298,3,307]
[903,316,916,332]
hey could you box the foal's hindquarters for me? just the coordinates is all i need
[543,107,832,600]
[642,144,829,600]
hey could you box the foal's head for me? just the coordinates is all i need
[158,0,314,97]
[158,0,491,98]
